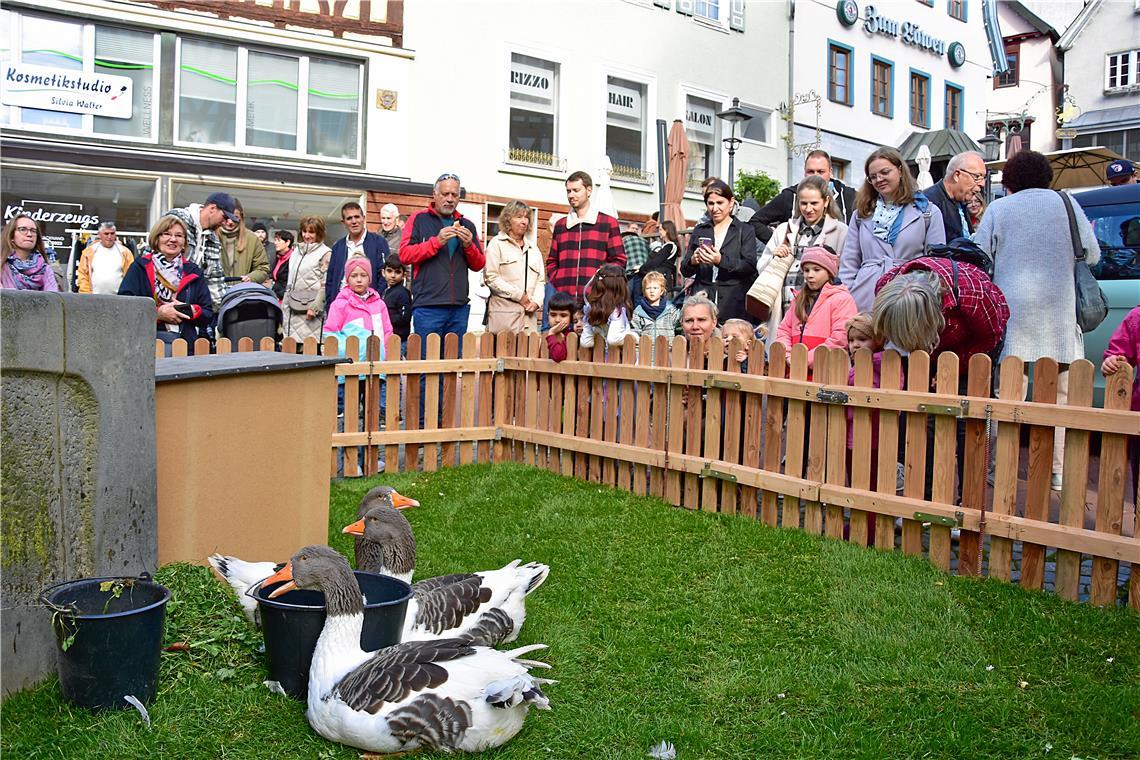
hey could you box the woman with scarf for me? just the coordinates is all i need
[282,215,332,343]
[217,199,269,289]
[753,175,848,345]
[118,215,213,352]
[268,229,294,301]
[2,215,60,292]
[838,147,946,312]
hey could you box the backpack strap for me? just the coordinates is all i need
[949,258,960,307]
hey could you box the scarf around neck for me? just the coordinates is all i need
[6,251,51,290]
[153,253,184,305]
[871,199,905,244]
[641,299,666,321]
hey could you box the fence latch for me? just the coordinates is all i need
[699,463,738,483]
[917,400,969,417]
[495,359,505,374]
[815,389,849,405]
[913,511,963,527]
[704,377,741,390]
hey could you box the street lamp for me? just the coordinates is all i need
[978,130,1001,203]
[717,97,752,190]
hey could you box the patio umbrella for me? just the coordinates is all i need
[915,145,934,189]
[662,120,690,236]
[986,146,1127,190]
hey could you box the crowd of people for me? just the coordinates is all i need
[2,150,1137,490]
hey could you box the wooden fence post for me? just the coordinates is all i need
[739,338,765,520]
[440,333,460,468]
[683,337,705,510]
[459,333,479,467]
[901,351,930,556]
[958,353,992,576]
[929,352,959,571]
[803,347,828,536]
[405,334,423,471]
[990,356,1025,581]
[1055,360,1094,600]
[477,333,495,465]
[492,332,513,464]
[873,351,903,551]
[783,344,809,529]
[1022,358,1059,590]
[423,333,442,472]
[665,337,687,507]
[848,348,874,546]
[385,334,402,474]
[1092,366,1133,606]
[824,348,848,540]
[761,343,787,527]
[618,336,638,493]
[560,334,579,478]
[700,338,725,513]
[721,338,744,516]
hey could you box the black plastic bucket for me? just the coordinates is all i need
[40,575,171,710]
[254,570,412,699]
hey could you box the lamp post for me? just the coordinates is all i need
[717,97,752,190]
[979,130,1001,204]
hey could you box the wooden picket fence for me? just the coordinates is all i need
[157,333,1139,609]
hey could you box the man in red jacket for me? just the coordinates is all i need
[399,173,485,338]
[545,171,625,305]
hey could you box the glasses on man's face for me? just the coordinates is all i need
[957,168,986,184]
[14,226,37,235]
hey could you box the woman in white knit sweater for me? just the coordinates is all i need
[973,149,1101,489]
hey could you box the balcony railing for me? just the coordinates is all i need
[504,148,567,172]
[610,163,655,185]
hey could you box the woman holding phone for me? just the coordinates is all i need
[119,215,214,352]
[680,178,758,324]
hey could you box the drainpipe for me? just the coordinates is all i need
[786,0,796,184]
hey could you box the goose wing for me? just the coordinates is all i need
[411,572,478,595]
[412,577,491,635]
[332,638,477,714]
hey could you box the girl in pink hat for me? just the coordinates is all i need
[774,245,857,377]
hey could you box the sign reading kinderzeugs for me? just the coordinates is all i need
[1,63,133,119]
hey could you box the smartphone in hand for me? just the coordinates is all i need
[174,303,194,318]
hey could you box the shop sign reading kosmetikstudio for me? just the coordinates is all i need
[1,62,133,119]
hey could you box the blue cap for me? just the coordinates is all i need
[205,192,240,223]
[1106,160,1135,181]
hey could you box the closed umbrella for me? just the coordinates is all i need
[592,156,617,219]
[663,120,690,236]
[915,145,934,189]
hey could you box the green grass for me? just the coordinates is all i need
[3,463,1138,758]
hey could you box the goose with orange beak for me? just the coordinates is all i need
[342,502,549,648]
[262,545,552,754]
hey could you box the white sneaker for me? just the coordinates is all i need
[1050,473,1062,491]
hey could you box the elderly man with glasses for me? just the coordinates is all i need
[923,151,988,240]
[399,172,485,339]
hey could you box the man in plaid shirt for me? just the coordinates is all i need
[545,171,625,304]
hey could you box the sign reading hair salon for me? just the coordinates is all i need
[607,79,643,124]
[1,62,133,119]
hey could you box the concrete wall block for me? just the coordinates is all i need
[1,291,157,697]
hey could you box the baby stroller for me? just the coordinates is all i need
[216,282,283,346]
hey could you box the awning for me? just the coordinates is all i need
[898,129,982,163]
[1065,104,1140,133]
[985,146,1127,190]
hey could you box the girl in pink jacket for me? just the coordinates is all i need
[774,246,857,375]
[324,256,394,346]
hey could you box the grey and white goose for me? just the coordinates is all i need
[343,502,550,648]
[353,485,420,583]
[263,546,553,754]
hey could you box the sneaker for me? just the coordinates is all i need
[1050,473,1062,491]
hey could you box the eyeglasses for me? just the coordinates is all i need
[436,172,460,184]
[159,231,186,240]
[868,168,897,181]
[957,168,986,184]
[14,226,37,235]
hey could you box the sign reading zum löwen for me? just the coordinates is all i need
[1,62,133,119]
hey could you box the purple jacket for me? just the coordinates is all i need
[1105,306,1140,413]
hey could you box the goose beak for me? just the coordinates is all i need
[342,518,365,536]
[389,491,420,509]
[264,562,297,598]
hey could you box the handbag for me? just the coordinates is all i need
[1058,191,1108,333]
[745,230,794,321]
[285,287,320,313]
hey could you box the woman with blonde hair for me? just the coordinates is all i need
[483,200,545,333]
[282,215,332,342]
[839,147,945,311]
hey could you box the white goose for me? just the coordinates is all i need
[264,545,553,754]
[342,502,550,648]
[208,486,419,624]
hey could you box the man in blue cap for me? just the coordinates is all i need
[1107,159,1136,187]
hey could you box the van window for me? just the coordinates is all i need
[1085,203,1140,280]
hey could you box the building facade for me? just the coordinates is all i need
[986,0,1060,158]
[1,0,422,254]
[791,0,991,184]
[1057,0,1140,160]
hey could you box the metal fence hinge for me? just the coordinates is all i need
[815,389,849,405]
[913,511,961,527]
[917,400,969,417]
[699,463,738,482]
[704,377,741,390]
[493,427,503,441]
[495,359,505,373]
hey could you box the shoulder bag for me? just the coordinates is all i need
[745,229,794,321]
[1058,191,1108,333]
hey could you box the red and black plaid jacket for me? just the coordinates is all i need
[876,256,1010,362]
[545,211,625,303]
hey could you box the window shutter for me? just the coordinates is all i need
[676,0,693,16]
[729,0,745,30]
[653,0,670,8]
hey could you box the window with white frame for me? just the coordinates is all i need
[606,77,648,181]
[1106,49,1138,91]
[1,13,159,139]
[176,39,362,160]
[685,94,720,189]
[508,53,559,167]
[694,0,721,23]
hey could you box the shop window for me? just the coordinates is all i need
[247,52,298,151]
[606,76,648,182]
[307,58,360,160]
[178,39,238,146]
[0,9,12,126]
[909,70,930,128]
[685,94,720,189]
[94,27,157,139]
[508,53,559,168]
[19,16,85,130]
[1106,50,1138,91]
[944,83,963,130]
[827,41,854,106]
[871,56,894,118]
[995,42,1019,88]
